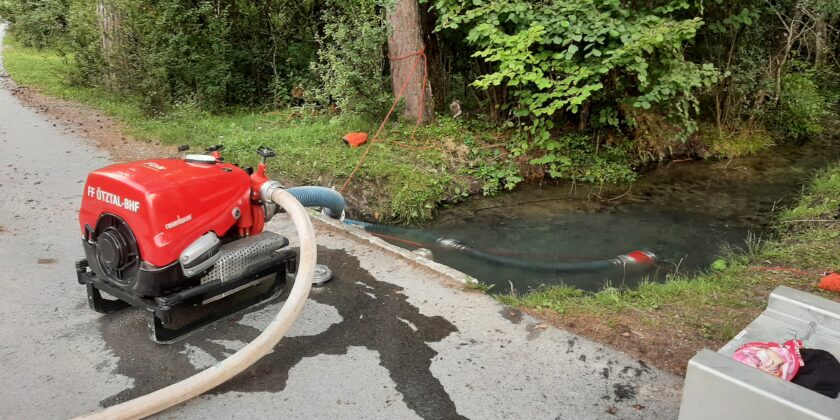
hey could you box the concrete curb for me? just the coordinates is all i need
[310,212,478,286]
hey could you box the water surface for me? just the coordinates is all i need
[387,139,840,293]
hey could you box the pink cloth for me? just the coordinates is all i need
[732,339,804,381]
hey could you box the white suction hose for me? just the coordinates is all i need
[77,189,317,420]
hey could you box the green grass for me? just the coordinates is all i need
[699,123,776,159]
[2,35,499,223]
[498,163,840,343]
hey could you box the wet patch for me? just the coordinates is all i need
[614,360,654,382]
[499,308,523,324]
[525,322,548,340]
[97,246,464,419]
[612,383,638,402]
[566,336,578,354]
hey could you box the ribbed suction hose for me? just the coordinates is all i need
[76,188,317,420]
[286,186,345,219]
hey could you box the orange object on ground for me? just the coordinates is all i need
[818,273,840,292]
[343,132,368,148]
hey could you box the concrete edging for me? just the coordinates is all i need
[310,212,478,286]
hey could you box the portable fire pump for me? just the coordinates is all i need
[75,145,340,343]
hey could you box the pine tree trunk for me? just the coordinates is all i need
[387,0,433,123]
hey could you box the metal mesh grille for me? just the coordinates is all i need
[201,232,288,284]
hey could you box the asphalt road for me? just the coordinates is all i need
[0,26,683,419]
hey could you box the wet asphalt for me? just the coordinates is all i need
[0,25,684,419]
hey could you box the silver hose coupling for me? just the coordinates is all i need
[260,180,283,204]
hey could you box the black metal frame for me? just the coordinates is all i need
[76,250,297,344]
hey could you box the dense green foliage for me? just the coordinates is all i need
[772,72,827,139]
[312,0,393,115]
[0,0,68,48]
[433,0,719,137]
[428,0,724,185]
[1,0,395,114]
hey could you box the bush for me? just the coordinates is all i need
[432,0,720,141]
[812,67,840,106]
[311,0,392,116]
[527,133,636,183]
[771,72,828,140]
[64,0,103,86]
[0,0,69,49]
[701,124,774,158]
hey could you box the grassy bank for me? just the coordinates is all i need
[2,35,507,223]
[497,163,840,372]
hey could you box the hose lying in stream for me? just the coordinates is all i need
[277,186,658,273]
[77,188,317,420]
[344,219,658,274]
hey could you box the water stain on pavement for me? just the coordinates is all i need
[98,247,465,419]
[598,359,650,403]
[499,308,523,324]
[612,383,638,402]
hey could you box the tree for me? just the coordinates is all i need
[387,0,434,123]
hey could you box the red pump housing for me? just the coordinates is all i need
[79,158,268,268]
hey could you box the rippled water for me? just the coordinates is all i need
[381,138,840,293]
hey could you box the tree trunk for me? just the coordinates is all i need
[96,1,119,89]
[815,13,828,69]
[97,1,119,57]
[387,0,433,123]
[419,4,447,114]
[772,5,803,104]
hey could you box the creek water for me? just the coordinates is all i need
[378,137,840,293]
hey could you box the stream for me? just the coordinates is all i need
[380,138,840,293]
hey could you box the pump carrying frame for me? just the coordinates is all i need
[76,250,297,343]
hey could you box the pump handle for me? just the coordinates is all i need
[256,146,276,164]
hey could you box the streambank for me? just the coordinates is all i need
[499,163,840,375]
[366,135,840,295]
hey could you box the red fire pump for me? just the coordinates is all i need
[75,146,300,342]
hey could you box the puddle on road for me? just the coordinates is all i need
[97,247,463,419]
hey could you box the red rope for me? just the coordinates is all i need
[368,231,428,248]
[340,48,432,193]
